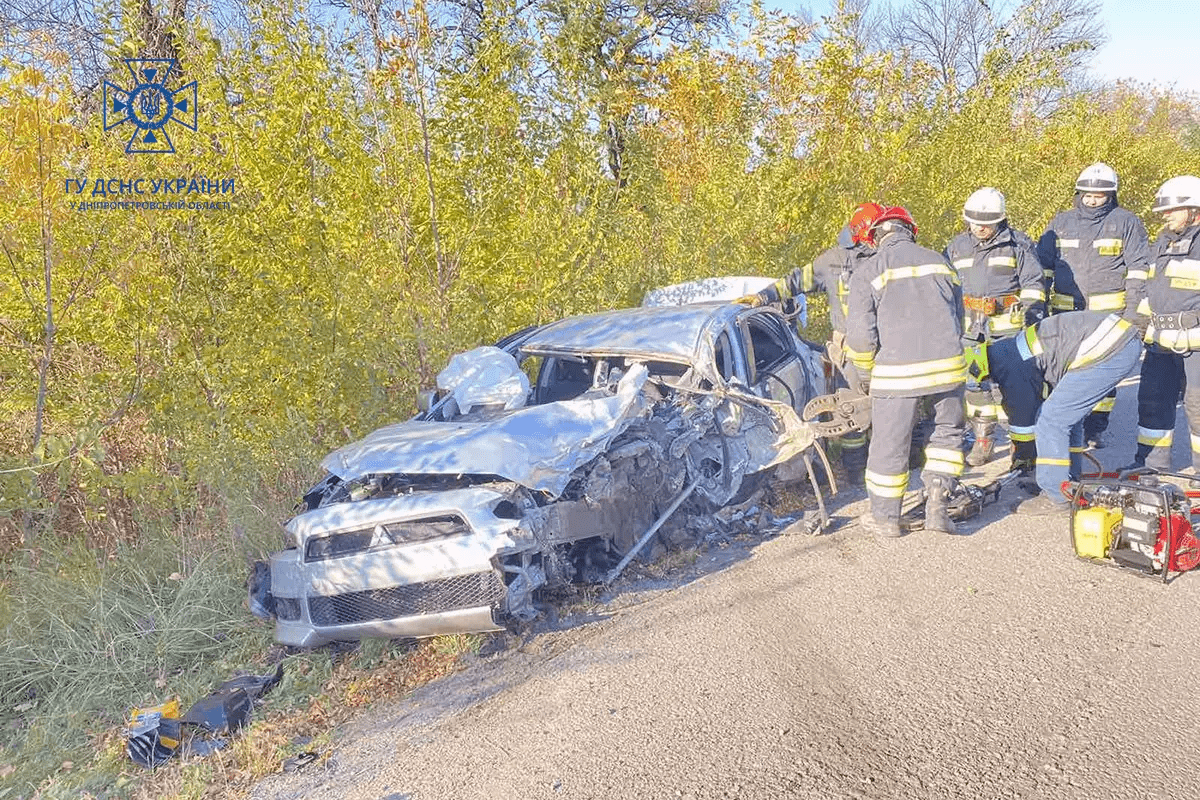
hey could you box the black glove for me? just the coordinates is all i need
[1023,301,1046,328]
[1121,307,1149,339]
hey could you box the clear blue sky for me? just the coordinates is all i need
[1089,0,1199,94]
[767,1,1200,95]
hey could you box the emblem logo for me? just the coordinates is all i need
[103,58,197,154]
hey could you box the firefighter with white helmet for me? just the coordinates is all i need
[846,206,966,538]
[1038,163,1152,448]
[1126,175,1200,472]
[944,187,1046,469]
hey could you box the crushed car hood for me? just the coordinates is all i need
[322,365,651,497]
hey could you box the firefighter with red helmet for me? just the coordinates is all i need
[739,202,885,483]
[846,206,967,537]
[1038,163,1152,447]
[944,187,1047,469]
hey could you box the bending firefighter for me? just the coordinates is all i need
[739,202,885,483]
[1039,163,1151,446]
[973,311,1142,515]
[944,187,1046,468]
[1128,176,1200,472]
[846,206,966,537]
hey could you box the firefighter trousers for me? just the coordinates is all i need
[865,388,965,521]
[1135,346,1200,470]
[1036,337,1142,500]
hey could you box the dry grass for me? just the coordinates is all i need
[0,633,483,799]
[120,635,483,800]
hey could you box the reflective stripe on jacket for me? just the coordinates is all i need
[1038,195,1150,316]
[1012,311,1137,387]
[989,312,1138,439]
[1140,222,1200,351]
[945,224,1045,341]
[846,230,966,397]
[761,230,872,335]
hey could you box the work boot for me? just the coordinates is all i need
[966,437,994,467]
[859,512,903,538]
[924,475,958,534]
[1012,494,1069,517]
[1115,461,1151,479]
[966,420,995,467]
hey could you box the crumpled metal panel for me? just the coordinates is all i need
[435,345,530,415]
[321,364,651,496]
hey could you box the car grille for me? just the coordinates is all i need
[307,571,507,626]
[304,515,472,562]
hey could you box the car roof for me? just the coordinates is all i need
[519,302,741,362]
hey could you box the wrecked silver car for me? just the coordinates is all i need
[251,291,830,648]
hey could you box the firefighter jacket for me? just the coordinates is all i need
[760,227,870,335]
[1038,194,1151,316]
[943,223,1046,340]
[989,310,1139,437]
[1136,221,1200,350]
[845,229,966,398]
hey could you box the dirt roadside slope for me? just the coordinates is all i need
[251,497,1200,800]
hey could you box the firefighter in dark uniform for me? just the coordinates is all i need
[944,187,1046,468]
[1038,162,1151,447]
[739,202,885,483]
[846,206,966,537]
[1127,176,1200,472]
[972,311,1142,514]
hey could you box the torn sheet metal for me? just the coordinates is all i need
[435,346,530,415]
[322,364,651,497]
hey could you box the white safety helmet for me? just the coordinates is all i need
[963,187,1007,225]
[1152,175,1200,212]
[1075,162,1119,193]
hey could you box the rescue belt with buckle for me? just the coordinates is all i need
[963,294,1020,316]
[1151,310,1200,330]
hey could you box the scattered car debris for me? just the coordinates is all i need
[251,285,861,648]
[125,699,181,769]
[124,664,284,768]
[282,751,320,773]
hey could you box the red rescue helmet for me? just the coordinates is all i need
[868,205,917,242]
[848,202,886,245]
